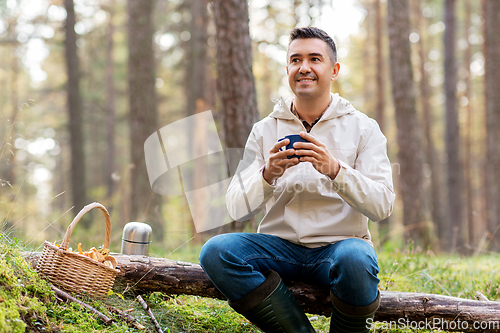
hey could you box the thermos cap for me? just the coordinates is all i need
[122,222,152,244]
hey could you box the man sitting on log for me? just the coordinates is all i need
[199,27,395,333]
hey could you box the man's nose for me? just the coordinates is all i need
[299,61,311,73]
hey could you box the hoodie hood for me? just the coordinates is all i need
[269,92,356,121]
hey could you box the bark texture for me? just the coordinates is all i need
[485,0,500,249]
[374,0,390,238]
[64,0,87,220]
[185,0,213,241]
[212,0,258,149]
[414,0,446,248]
[105,5,116,199]
[387,0,427,245]
[444,0,464,252]
[186,0,211,117]
[127,0,163,239]
[463,0,474,248]
[375,0,385,133]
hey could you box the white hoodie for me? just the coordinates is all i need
[226,93,395,248]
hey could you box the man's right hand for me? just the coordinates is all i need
[262,139,300,185]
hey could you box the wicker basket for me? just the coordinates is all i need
[37,202,120,298]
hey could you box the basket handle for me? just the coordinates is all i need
[60,202,111,250]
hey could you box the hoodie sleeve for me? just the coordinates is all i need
[331,120,395,221]
[226,126,276,221]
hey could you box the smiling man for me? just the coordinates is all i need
[199,27,395,333]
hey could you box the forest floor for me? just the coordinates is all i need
[1,231,500,333]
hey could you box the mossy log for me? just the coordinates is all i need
[26,253,500,332]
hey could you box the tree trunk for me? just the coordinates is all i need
[185,0,213,241]
[480,0,490,253]
[374,0,391,241]
[414,0,446,249]
[463,0,474,249]
[64,0,87,222]
[387,0,428,246]
[212,0,259,232]
[25,253,500,331]
[212,0,258,150]
[375,0,385,133]
[186,0,210,117]
[444,0,464,253]
[485,0,500,250]
[362,0,373,116]
[375,292,500,332]
[127,0,163,240]
[105,5,116,200]
[6,35,18,185]
[112,257,500,331]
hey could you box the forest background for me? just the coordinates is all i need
[1,0,499,259]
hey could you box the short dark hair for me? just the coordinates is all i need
[288,27,337,64]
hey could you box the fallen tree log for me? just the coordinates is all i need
[25,253,500,332]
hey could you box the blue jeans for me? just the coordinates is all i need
[199,233,379,307]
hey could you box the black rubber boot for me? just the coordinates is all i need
[329,290,380,333]
[229,270,316,333]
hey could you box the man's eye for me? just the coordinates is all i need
[312,57,320,62]
[291,58,299,63]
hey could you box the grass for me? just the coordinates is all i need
[378,246,500,300]
[1,231,500,332]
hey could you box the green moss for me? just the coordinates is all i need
[0,236,53,332]
[0,299,27,333]
[0,233,155,332]
[144,293,261,332]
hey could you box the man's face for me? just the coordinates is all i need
[286,38,339,100]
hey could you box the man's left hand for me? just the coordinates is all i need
[293,131,340,179]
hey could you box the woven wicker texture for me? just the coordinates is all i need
[37,202,119,298]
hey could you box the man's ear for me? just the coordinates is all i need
[331,62,340,81]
